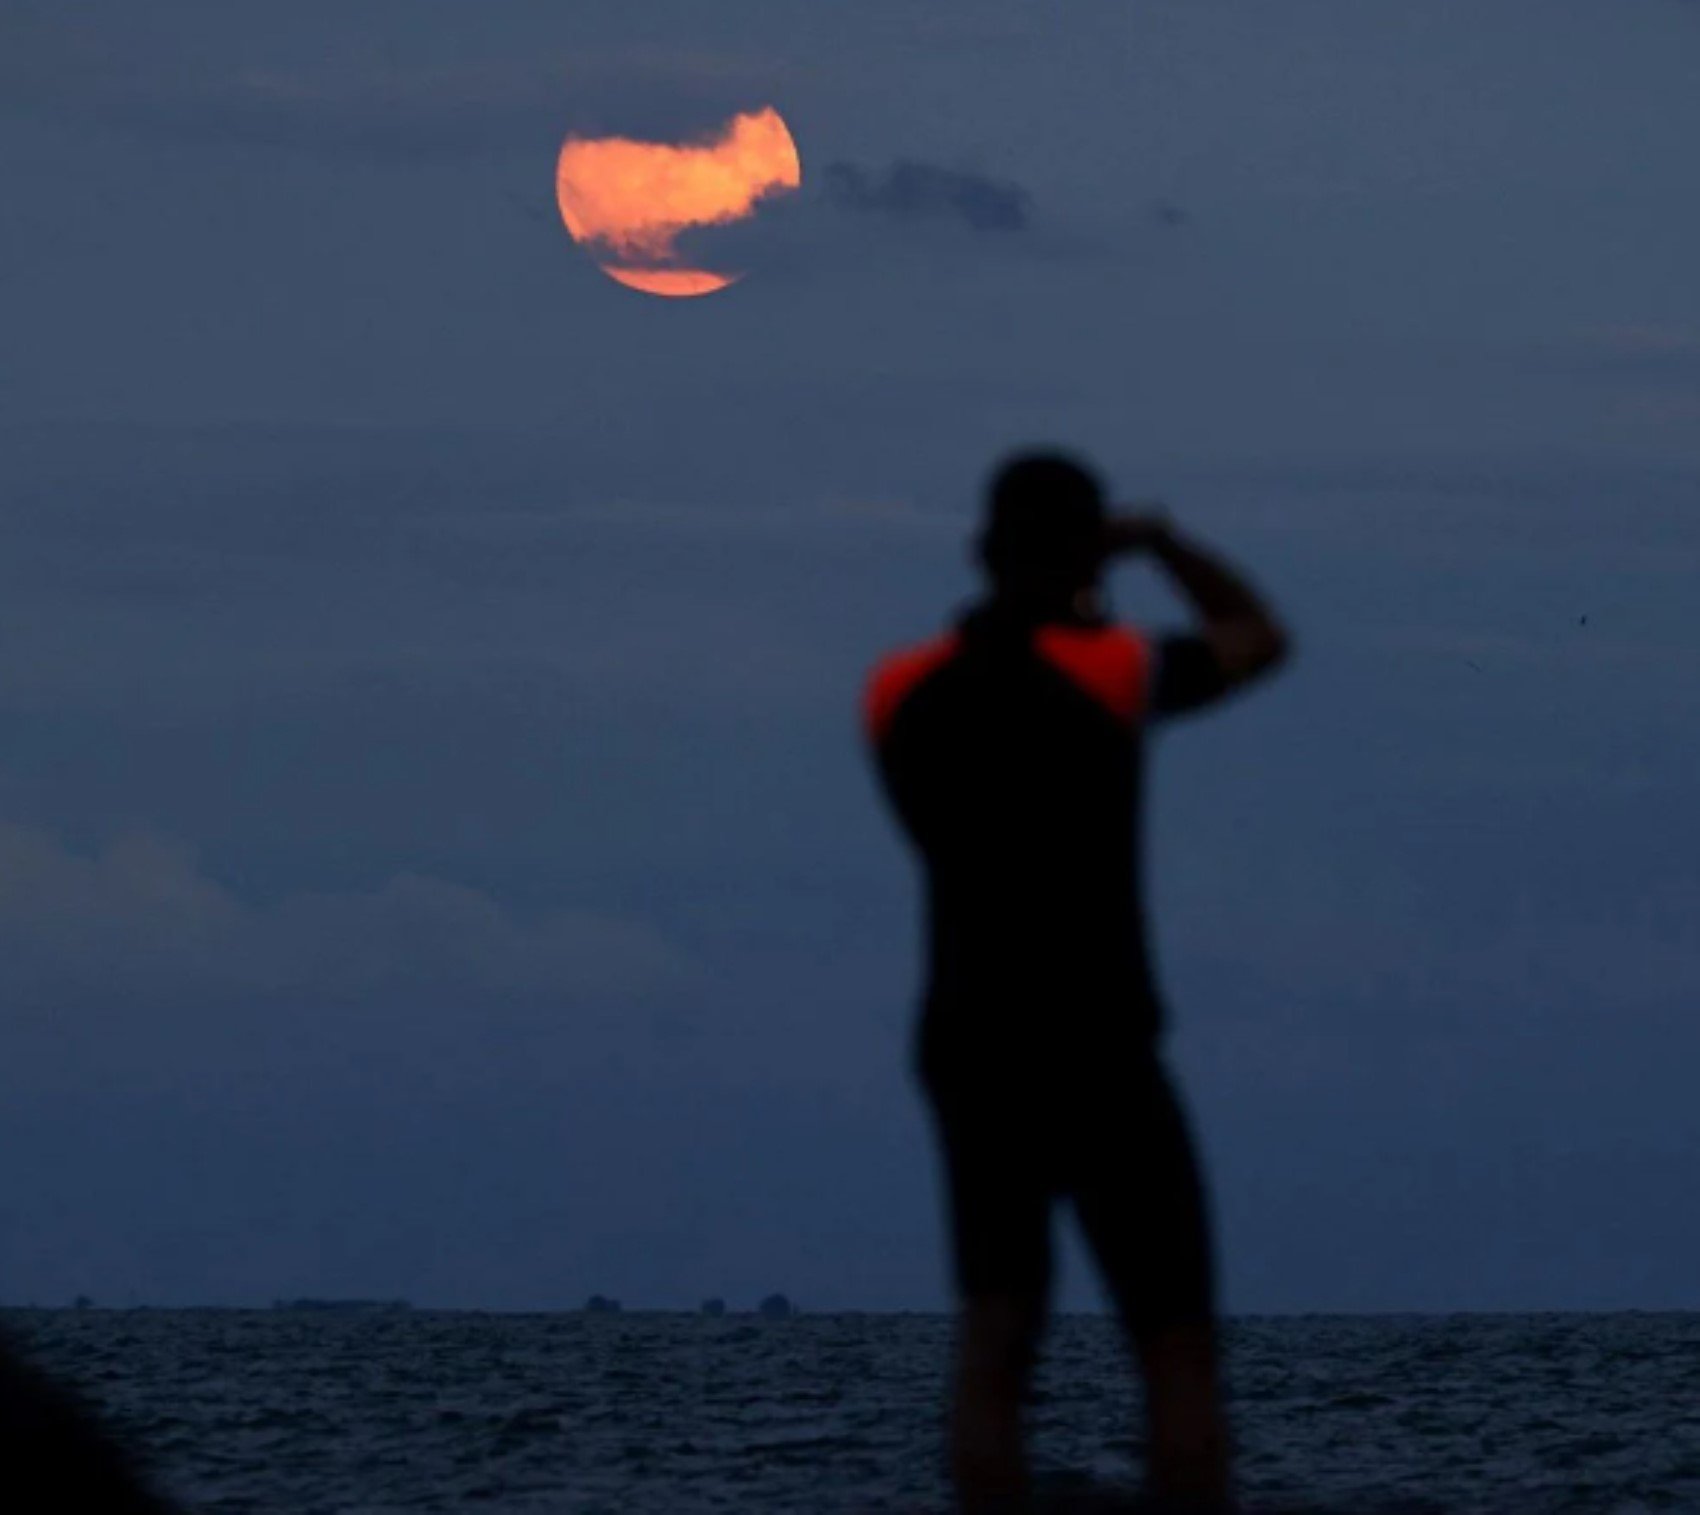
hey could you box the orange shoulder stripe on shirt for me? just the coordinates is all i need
[863,633,963,743]
[1032,625,1151,724]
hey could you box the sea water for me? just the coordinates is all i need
[6,1309,1699,1513]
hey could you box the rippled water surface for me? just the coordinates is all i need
[7,1310,1700,1513]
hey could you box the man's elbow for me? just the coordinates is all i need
[1230,617,1293,681]
[1204,617,1292,692]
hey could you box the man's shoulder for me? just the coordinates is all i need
[862,631,964,743]
[1031,622,1155,724]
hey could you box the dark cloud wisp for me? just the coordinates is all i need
[823,159,1032,233]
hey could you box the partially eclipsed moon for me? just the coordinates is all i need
[603,267,736,298]
[555,108,802,298]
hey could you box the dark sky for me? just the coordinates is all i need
[2,0,1698,1313]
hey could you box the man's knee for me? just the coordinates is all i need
[1131,1314,1216,1363]
[960,1293,1046,1382]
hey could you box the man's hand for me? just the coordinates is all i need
[1101,505,1174,559]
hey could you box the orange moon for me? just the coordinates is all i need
[555,108,802,298]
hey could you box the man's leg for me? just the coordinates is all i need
[1069,1058,1234,1512]
[924,1064,1054,1514]
[1127,1318,1232,1510]
[949,1290,1047,1514]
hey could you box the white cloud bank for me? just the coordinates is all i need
[0,820,703,1013]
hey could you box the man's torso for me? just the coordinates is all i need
[865,599,1179,1069]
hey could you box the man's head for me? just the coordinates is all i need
[977,451,1107,598]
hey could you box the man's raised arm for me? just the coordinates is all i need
[1105,508,1293,701]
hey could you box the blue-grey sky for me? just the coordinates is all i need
[2,0,1698,1313]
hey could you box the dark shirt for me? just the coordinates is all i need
[863,596,1224,1072]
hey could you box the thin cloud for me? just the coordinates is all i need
[1569,325,1700,384]
[0,821,705,1013]
[822,159,1032,233]
[10,44,796,161]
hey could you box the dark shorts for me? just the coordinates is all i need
[919,1037,1216,1335]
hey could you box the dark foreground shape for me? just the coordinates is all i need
[853,1501,1447,1515]
[1016,1499,1448,1515]
[0,1332,177,1514]
[848,1476,1451,1515]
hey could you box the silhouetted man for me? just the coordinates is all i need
[863,453,1290,1513]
